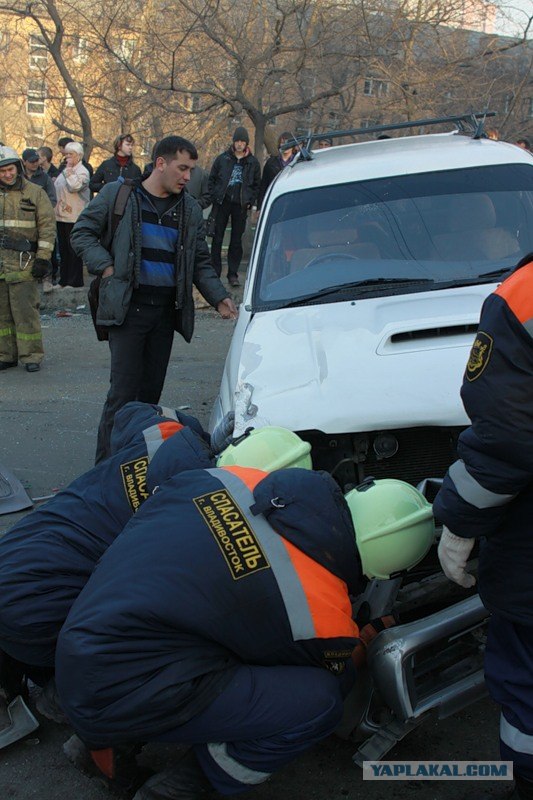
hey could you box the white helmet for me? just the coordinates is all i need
[0,146,21,169]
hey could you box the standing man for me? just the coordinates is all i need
[21,148,56,207]
[208,126,260,287]
[21,149,57,294]
[37,146,59,179]
[434,251,533,800]
[90,133,142,194]
[71,135,237,463]
[0,146,56,373]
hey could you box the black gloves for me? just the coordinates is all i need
[31,258,51,279]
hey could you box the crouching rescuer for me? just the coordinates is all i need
[0,146,55,372]
[55,423,435,800]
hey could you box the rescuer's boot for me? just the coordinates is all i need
[64,733,151,797]
[133,749,215,800]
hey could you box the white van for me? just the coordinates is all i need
[211,121,533,492]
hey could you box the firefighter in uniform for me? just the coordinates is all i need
[434,252,533,800]
[55,428,435,800]
[0,401,234,722]
[0,146,56,372]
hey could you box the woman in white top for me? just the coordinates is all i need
[54,142,90,287]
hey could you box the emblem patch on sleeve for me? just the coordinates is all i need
[465,331,493,382]
[323,649,353,674]
[193,490,270,580]
[120,457,150,512]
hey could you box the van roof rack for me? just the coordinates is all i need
[282,110,497,161]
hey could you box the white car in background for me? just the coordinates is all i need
[211,117,533,493]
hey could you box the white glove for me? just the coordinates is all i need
[438,527,476,588]
[210,411,235,455]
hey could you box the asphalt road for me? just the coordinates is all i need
[0,297,504,800]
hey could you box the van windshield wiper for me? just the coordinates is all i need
[269,277,435,309]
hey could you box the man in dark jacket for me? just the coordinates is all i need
[90,134,142,194]
[0,401,221,721]
[208,126,260,287]
[257,132,298,211]
[56,463,362,800]
[71,135,237,464]
[21,148,56,206]
[434,252,533,800]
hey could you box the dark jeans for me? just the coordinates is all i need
[95,300,175,464]
[210,197,248,279]
[57,221,84,287]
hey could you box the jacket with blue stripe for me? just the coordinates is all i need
[433,255,533,624]
[0,402,213,668]
[56,467,363,748]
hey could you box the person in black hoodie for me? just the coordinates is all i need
[257,131,298,212]
[89,133,142,194]
[208,126,260,287]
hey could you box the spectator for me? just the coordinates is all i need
[22,148,57,294]
[516,138,531,153]
[317,136,333,148]
[0,145,56,372]
[486,127,499,141]
[70,135,237,463]
[22,148,56,207]
[57,137,94,178]
[54,141,90,288]
[208,126,261,287]
[89,133,142,194]
[186,163,211,209]
[37,146,59,179]
[257,131,298,212]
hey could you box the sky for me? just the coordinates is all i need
[493,0,532,37]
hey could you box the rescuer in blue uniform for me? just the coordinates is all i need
[56,429,435,800]
[435,253,533,800]
[0,401,232,719]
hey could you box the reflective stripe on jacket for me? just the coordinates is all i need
[0,177,56,282]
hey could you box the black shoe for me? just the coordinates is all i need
[228,275,240,287]
[25,363,40,373]
[0,361,17,371]
[63,734,151,798]
[133,750,214,800]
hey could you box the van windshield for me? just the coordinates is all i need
[254,164,533,308]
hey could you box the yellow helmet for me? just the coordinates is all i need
[345,478,435,579]
[217,426,312,472]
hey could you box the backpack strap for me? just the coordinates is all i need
[110,179,135,236]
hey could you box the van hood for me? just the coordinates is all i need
[232,286,494,435]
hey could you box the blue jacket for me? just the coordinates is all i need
[56,467,363,748]
[0,402,213,667]
[433,255,533,624]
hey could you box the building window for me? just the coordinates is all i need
[27,80,46,115]
[71,36,88,63]
[27,120,44,142]
[504,93,514,114]
[29,34,48,70]
[117,39,135,60]
[363,77,390,97]
[360,118,380,129]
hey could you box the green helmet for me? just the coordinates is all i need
[345,478,435,580]
[217,426,312,472]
